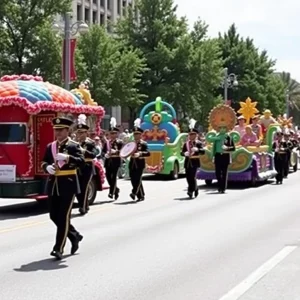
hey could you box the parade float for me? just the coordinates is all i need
[197,98,279,186]
[277,114,298,172]
[0,75,105,204]
[125,97,187,179]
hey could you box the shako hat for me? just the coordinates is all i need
[188,118,198,134]
[52,117,73,129]
[133,118,143,133]
[76,114,89,131]
[109,117,119,132]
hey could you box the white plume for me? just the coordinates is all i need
[189,118,197,129]
[134,118,141,127]
[110,117,117,128]
[78,114,87,125]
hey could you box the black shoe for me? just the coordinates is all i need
[79,208,86,215]
[137,197,145,202]
[194,189,199,198]
[114,189,120,200]
[187,192,193,199]
[221,190,225,194]
[108,193,113,199]
[130,193,135,200]
[50,250,63,260]
[71,234,83,255]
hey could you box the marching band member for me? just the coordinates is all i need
[76,114,98,215]
[102,118,123,200]
[211,123,235,193]
[181,119,205,199]
[272,130,288,184]
[41,117,85,260]
[283,130,293,178]
[129,118,150,202]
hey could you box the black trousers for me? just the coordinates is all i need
[185,166,198,193]
[105,166,119,195]
[275,153,286,182]
[48,191,79,253]
[283,151,290,177]
[77,171,93,211]
[129,167,144,199]
[214,153,229,191]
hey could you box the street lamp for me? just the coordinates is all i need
[285,89,289,118]
[221,67,238,104]
[52,12,89,90]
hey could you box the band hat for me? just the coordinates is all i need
[133,127,144,133]
[76,124,89,131]
[109,126,119,133]
[52,117,73,129]
[189,128,198,134]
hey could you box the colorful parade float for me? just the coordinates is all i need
[0,75,105,204]
[125,97,187,179]
[197,98,280,186]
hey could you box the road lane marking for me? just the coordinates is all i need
[0,206,113,234]
[218,245,297,300]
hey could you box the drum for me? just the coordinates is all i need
[120,142,137,158]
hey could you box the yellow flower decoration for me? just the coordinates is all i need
[277,115,293,129]
[237,97,259,125]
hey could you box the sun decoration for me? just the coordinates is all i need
[277,114,293,129]
[237,97,259,125]
[209,104,237,131]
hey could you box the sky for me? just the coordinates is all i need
[174,0,300,82]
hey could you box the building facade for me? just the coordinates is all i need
[57,0,136,129]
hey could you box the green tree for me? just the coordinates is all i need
[75,25,146,113]
[218,24,285,115]
[116,0,223,125]
[0,0,70,78]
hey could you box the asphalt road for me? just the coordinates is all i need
[1,174,300,300]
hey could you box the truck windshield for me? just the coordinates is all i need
[0,123,28,144]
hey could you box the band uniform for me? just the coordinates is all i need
[181,130,205,198]
[76,124,98,215]
[129,127,150,202]
[212,133,235,193]
[102,131,124,200]
[272,132,288,184]
[41,117,85,260]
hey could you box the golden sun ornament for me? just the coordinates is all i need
[277,114,293,129]
[237,97,259,125]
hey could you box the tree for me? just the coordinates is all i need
[0,0,70,77]
[75,25,146,113]
[116,0,223,125]
[217,24,285,115]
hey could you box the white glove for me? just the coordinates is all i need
[110,149,117,154]
[105,153,110,159]
[191,147,198,152]
[222,145,228,150]
[56,153,69,161]
[133,152,140,158]
[184,151,190,157]
[46,165,56,175]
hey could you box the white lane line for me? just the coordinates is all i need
[218,245,297,300]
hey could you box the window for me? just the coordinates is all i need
[117,0,121,14]
[100,0,105,7]
[77,5,82,21]
[0,123,28,144]
[93,0,97,4]
[85,8,89,23]
[100,13,104,25]
[93,11,97,23]
[107,0,111,9]
[107,16,112,32]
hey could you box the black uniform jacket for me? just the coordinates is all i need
[102,139,124,168]
[272,140,288,155]
[129,140,150,170]
[79,137,98,175]
[41,137,85,196]
[181,140,205,169]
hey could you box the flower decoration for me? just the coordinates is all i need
[237,97,259,125]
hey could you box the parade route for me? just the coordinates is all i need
[1,174,300,300]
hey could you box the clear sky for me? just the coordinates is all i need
[174,0,300,82]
